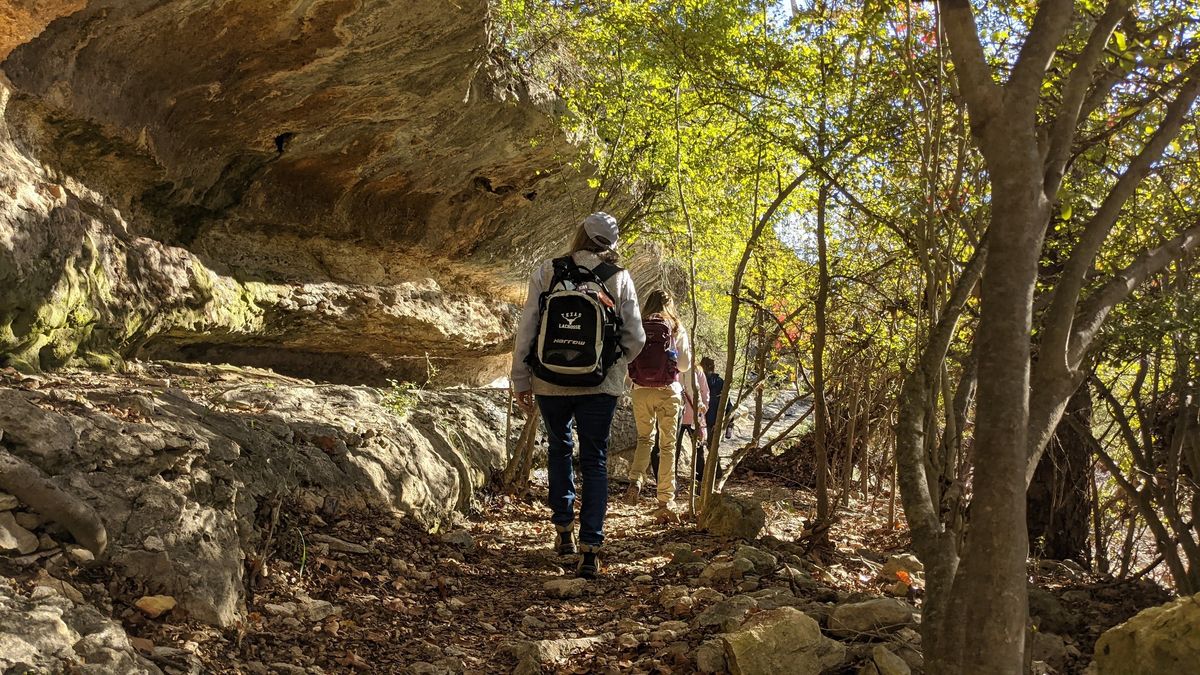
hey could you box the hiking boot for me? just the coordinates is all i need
[554,524,576,556]
[576,545,601,579]
[623,482,641,505]
[652,504,681,524]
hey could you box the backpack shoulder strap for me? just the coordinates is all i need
[593,261,622,282]
[547,257,575,288]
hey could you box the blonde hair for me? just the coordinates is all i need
[568,224,619,263]
[643,289,679,330]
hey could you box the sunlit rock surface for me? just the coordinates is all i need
[1,0,598,383]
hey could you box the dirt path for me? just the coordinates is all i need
[124,473,1157,675]
[130,475,897,674]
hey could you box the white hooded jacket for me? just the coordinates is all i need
[510,251,646,397]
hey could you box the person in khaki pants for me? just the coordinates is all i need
[624,290,692,515]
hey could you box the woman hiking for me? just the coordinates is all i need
[511,212,645,578]
[649,361,708,498]
[625,289,693,518]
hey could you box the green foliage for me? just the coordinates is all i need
[382,379,420,418]
[380,354,440,418]
[497,1,1198,506]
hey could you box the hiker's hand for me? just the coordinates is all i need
[515,390,535,414]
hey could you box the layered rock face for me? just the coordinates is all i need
[0,364,514,627]
[1,0,597,384]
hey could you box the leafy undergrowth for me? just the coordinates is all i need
[115,475,1168,674]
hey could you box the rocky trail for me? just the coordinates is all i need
[119,479,923,674]
[0,364,1181,674]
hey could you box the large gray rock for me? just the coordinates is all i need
[1092,593,1200,674]
[697,595,759,632]
[719,606,845,675]
[0,582,160,674]
[699,493,767,540]
[0,0,607,383]
[505,634,611,675]
[0,367,512,626]
[828,598,918,638]
[880,554,923,580]
[865,645,911,675]
[734,544,778,574]
[1030,631,1068,672]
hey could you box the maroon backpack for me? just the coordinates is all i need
[629,315,679,387]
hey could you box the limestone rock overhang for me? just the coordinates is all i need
[0,0,598,383]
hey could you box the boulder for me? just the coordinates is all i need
[868,645,911,675]
[828,598,917,638]
[543,578,588,599]
[748,587,798,610]
[664,543,704,566]
[734,545,779,574]
[310,533,369,554]
[695,639,728,673]
[880,554,923,580]
[699,494,767,540]
[1030,631,1068,672]
[295,595,339,622]
[1028,586,1082,634]
[506,634,611,675]
[697,595,759,632]
[701,558,756,583]
[134,595,177,619]
[0,511,39,554]
[720,607,846,675]
[441,529,476,552]
[0,583,160,674]
[0,492,18,510]
[1092,593,1200,674]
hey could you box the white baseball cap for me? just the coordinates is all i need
[582,212,619,250]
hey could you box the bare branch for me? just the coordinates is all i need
[1069,219,1200,363]
[895,239,988,543]
[1044,0,1133,198]
[938,0,1003,122]
[1038,62,1200,375]
[1009,0,1075,103]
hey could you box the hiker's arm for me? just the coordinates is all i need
[617,271,646,361]
[675,326,693,374]
[510,265,545,393]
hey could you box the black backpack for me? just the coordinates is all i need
[526,257,623,387]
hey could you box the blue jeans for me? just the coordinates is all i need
[537,393,618,547]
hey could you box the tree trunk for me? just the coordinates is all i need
[937,148,1043,673]
[1026,383,1093,565]
[894,234,986,669]
[812,182,832,524]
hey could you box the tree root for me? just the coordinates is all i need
[0,448,107,556]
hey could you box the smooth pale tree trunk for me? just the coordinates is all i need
[894,243,986,669]
[937,133,1044,673]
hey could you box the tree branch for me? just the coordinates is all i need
[938,0,1003,121]
[895,239,987,546]
[1038,62,1200,377]
[1026,219,1200,478]
[1044,0,1133,198]
[1009,0,1075,104]
[1070,219,1200,363]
